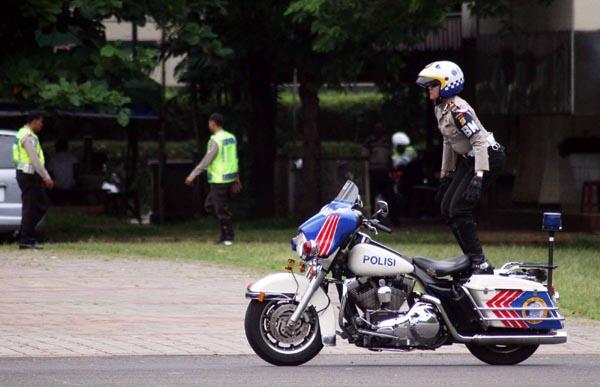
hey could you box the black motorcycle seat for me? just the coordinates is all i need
[413,255,471,278]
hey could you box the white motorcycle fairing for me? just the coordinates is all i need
[347,243,414,276]
[246,272,336,346]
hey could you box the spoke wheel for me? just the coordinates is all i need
[245,300,323,366]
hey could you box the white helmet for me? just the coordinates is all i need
[416,60,464,98]
[392,132,410,146]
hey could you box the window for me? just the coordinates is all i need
[0,135,15,169]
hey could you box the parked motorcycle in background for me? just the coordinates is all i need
[244,181,566,366]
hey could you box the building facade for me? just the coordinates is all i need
[461,0,600,213]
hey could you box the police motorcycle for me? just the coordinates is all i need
[244,181,566,366]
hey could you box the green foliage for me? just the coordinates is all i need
[279,90,383,112]
[465,0,554,19]
[153,0,230,86]
[278,90,386,144]
[0,0,162,126]
[464,0,555,32]
[286,0,453,54]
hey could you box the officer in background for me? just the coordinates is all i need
[185,113,241,245]
[416,61,505,274]
[13,112,54,249]
[389,131,418,221]
[391,132,417,169]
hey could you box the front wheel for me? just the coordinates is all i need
[244,300,323,366]
[466,343,539,365]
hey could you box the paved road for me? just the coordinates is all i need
[0,251,598,357]
[0,354,599,387]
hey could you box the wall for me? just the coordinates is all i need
[462,0,573,38]
[573,0,600,30]
[463,0,600,212]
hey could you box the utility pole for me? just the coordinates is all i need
[157,28,167,224]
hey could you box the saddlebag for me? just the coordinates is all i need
[464,275,564,330]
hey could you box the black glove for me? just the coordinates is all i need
[434,175,453,204]
[463,176,483,203]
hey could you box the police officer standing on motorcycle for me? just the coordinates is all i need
[416,61,505,274]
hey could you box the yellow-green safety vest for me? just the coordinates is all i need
[392,146,417,162]
[13,126,45,171]
[207,130,239,183]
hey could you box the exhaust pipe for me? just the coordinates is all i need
[470,331,567,345]
[420,295,567,345]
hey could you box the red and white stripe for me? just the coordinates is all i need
[486,290,527,328]
[315,215,340,257]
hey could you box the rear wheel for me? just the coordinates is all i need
[466,343,539,365]
[244,300,323,366]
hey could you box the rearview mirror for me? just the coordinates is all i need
[374,200,389,219]
[353,195,364,210]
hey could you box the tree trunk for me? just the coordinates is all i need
[190,83,202,215]
[298,76,321,218]
[246,52,277,217]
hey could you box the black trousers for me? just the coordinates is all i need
[204,183,234,240]
[16,171,48,245]
[440,148,505,261]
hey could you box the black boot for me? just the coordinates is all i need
[470,254,494,274]
[225,221,235,242]
[217,220,234,245]
[455,220,494,275]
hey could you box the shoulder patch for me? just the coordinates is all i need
[449,102,468,113]
[451,110,480,139]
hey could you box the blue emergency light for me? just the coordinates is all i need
[542,212,562,232]
[542,212,562,297]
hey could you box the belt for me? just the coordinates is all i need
[464,143,504,158]
[16,164,35,174]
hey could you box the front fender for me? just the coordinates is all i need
[246,272,336,346]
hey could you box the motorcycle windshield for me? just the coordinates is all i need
[295,180,360,257]
[333,180,359,206]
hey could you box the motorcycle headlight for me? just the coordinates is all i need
[295,232,307,258]
[294,232,320,260]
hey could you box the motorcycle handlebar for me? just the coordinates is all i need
[374,222,392,233]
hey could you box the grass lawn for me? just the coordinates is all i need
[2,209,599,320]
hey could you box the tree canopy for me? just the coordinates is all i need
[0,0,226,126]
[0,0,541,216]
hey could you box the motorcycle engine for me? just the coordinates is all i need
[374,302,441,347]
[347,276,414,315]
[347,276,442,347]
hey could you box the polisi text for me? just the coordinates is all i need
[362,255,396,267]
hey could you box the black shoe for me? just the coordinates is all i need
[472,261,494,275]
[19,243,44,250]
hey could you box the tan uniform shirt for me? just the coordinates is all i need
[434,95,492,172]
[23,136,50,180]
